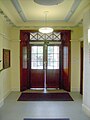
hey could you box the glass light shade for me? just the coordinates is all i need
[39,27,53,33]
[88,29,90,43]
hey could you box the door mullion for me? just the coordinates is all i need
[43,44,47,89]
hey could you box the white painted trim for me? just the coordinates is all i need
[3,90,11,100]
[11,88,20,92]
[0,99,4,108]
[82,104,90,117]
[0,90,11,108]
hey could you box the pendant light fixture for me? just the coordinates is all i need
[39,11,53,34]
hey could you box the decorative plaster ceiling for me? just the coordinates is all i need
[0,0,90,28]
[34,0,64,6]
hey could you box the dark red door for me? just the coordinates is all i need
[30,45,60,89]
[30,46,44,88]
[20,30,71,91]
[80,42,83,94]
[46,45,60,88]
[20,31,30,91]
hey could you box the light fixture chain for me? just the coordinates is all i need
[44,11,48,27]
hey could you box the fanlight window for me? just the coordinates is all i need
[30,32,61,41]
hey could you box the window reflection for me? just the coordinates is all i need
[47,46,59,69]
[31,46,43,69]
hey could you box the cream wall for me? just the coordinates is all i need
[10,28,20,91]
[10,27,83,92]
[0,15,11,107]
[71,27,83,91]
[82,8,90,117]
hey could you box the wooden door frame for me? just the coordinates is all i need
[20,30,71,92]
[80,41,83,94]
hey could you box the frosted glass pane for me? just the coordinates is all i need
[54,46,59,53]
[54,54,59,62]
[38,46,43,53]
[31,62,37,69]
[48,53,53,62]
[48,46,53,53]
[38,54,43,62]
[23,47,27,54]
[63,47,68,69]
[31,54,38,61]
[32,46,37,53]
[54,62,59,69]
[47,62,53,69]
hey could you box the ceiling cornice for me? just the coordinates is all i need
[11,0,81,22]
[11,0,27,22]
[64,0,81,21]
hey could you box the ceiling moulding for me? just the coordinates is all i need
[11,0,81,23]
[34,0,64,6]
[14,23,82,29]
[11,0,27,22]
[64,0,81,21]
[0,8,16,27]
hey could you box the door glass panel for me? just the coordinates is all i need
[54,46,59,53]
[54,62,59,69]
[31,54,37,61]
[48,61,53,69]
[48,46,53,53]
[31,46,43,69]
[48,53,53,61]
[47,46,59,69]
[54,54,59,62]
[63,46,68,69]
[38,46,43,53]
[22,47,27,69]
[32,46,37,53]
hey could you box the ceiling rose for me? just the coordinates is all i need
[34,0,64,6]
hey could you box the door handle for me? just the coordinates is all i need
[44,62,46,69]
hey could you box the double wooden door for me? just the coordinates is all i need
[30,44,60,89]
[20,30,71,92]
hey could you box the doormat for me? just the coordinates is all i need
[18,92,73,101]
[24,118,70,120]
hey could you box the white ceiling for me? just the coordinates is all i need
[0,0,90,28]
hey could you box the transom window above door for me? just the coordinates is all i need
[30,32,61,41]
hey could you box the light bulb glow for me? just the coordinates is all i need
[39,27,53,33]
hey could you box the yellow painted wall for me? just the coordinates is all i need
[71,27,83,91]
[10,28,20,91]
[0,15,11,107]
[82,8,90,116]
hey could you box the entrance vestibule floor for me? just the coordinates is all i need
[0,91,90,120]
[23,89,66,93]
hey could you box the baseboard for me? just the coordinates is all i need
[0,90,11,108]
[11,87,20,91]
[0,99,4,108]
[82,104,90,117]
[3,90,11,100]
